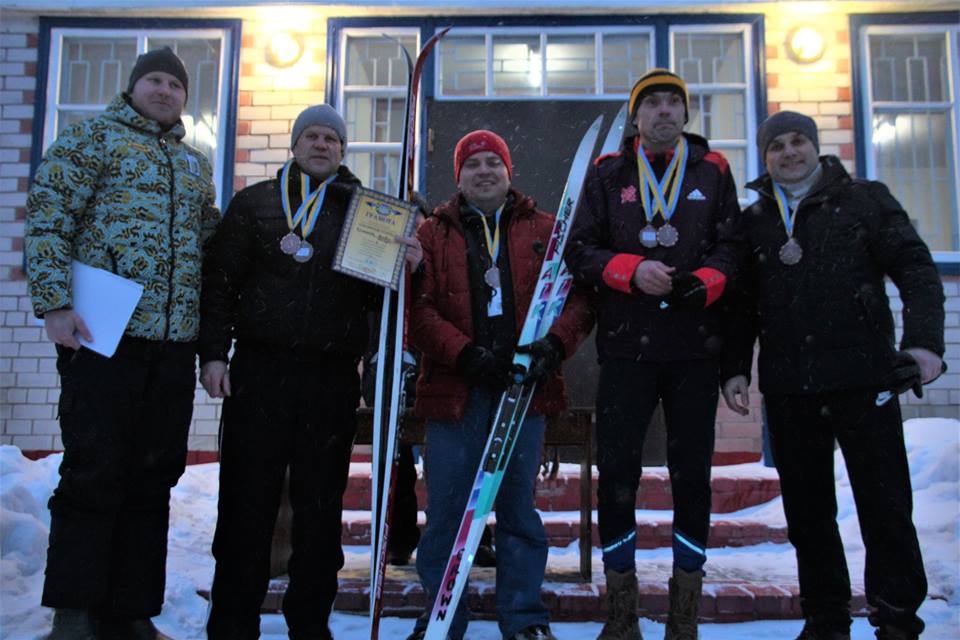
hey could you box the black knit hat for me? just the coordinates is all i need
[757,111,820,155]
[127,47,189,98]
[629,68,689,123]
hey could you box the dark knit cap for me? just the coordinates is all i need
[757,111,820,155]
[628,68,689,123]
[127,47,189,98]
[291,104,347,149]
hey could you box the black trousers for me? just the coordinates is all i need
[206,345,359,640]
[42,337,197,617]
[766,390,926,634]
[595,359,718,557]
[388,442,421,554]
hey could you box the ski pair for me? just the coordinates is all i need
[423,104,628,640]
[369,27,451,640]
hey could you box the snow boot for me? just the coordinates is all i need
[664,568,702,640]
[44,609,98,640]
[510,624,558,640]
[793,620,851,640]
[597,568,643,640]
[875,625,919,640]
[99,617,172,640]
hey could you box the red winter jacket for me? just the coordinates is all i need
[411,189,595,422]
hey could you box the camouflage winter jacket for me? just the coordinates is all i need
[25,93,220,342]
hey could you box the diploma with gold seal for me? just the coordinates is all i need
[333,186,418,289]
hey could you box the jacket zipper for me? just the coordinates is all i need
[159,134,176,341]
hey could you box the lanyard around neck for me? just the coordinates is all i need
[280,160,337,238]
[636,136,688,223]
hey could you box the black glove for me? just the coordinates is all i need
[515,333,566,384]
[882,351,923,398]
[456,343,512,391]
[665,271,707,310]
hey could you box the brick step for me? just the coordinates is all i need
[340,512,788,548]
[209,572,868,623]
[343,465,782,514]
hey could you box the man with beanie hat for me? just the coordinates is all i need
[25,46,218,640]
[566,68,743,640]
[721,111,944,640]
[199,103,422,640]
[404,129,594,640]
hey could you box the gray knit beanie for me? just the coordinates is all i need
[127,47,189,99]
[291,104,347,149]
[756,111,819,155]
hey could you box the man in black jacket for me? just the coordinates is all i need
[565,69,742,640]
[199,104,421,640]
[721,111,945,640]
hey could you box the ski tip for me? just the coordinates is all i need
[437,25,453,37]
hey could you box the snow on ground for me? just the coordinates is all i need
[2,418,958,639]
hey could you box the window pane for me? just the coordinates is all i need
[59,37,137,104]
[873,111,958,251]
[345,95,405,143]
[493,35,541,96]
[440,36,486,96]
[602,34,651,93]
[674,33,744,84]
[56,109,102,134]
[713,146,748,201]
[346,150,401,195]
[687,92,745,140]
[345,35,416,87]
[869,34,948,102]
[546,35,595,95]
[149,38,223,165]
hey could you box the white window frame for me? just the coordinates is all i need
[859,23,960,259]
[670,23,758,203]
[43,27,232,208]
[336,26,421,194]
[433,25,656,101]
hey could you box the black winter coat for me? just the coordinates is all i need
[565,133,742,362]
[199,164,381,364]
[722,156,945,395]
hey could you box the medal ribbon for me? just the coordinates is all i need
[636,137,688,224]
[471,204,504,268]
[280,160,337,239]
[771,180,797,239]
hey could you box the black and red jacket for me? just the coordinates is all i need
[565,132,742,363]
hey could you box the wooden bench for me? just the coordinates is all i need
[354,407,595,582]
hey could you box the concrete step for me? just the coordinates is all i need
[339,511,788,549]
[343,463,782,514]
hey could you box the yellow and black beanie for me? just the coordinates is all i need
[628,68,689,123]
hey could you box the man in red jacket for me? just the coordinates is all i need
[405,130,594,640]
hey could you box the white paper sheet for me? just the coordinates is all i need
[69,260,144,357]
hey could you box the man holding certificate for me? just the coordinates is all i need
[565,69,742,640]
[199,103,422,640]
[25,47,219,640]
[405,130,594,640]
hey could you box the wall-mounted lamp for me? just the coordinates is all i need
[266,32,304,68]
[786,26,826,64]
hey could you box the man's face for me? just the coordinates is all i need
[292,124,344,181]
[128,71,186,127]
[633,90,686,150]
[764,131,819,184]
[458,151,510,213]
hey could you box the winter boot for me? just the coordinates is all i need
[509,624,558,640]
[875,625,919,640]
[793,619,851,640]
[44,609,98,640]
[664,568,703,640]
[597,568,643,640]
[99,617,172,640]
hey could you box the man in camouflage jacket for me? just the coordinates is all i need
[24,47,219,640]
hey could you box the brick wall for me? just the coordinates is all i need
[1,8,958,457]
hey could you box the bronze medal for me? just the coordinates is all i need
[293,239,314,263]
[639,225,659,248]
[280,232,301,255]
[484,267,500,288]
[656,223,679,247]
[779,238,803,265]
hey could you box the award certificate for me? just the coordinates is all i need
[333,186,417,289]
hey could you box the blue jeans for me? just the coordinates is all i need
[413,388,549,640]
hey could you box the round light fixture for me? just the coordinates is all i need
[267,32,304,68]
[786,26,826,64]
